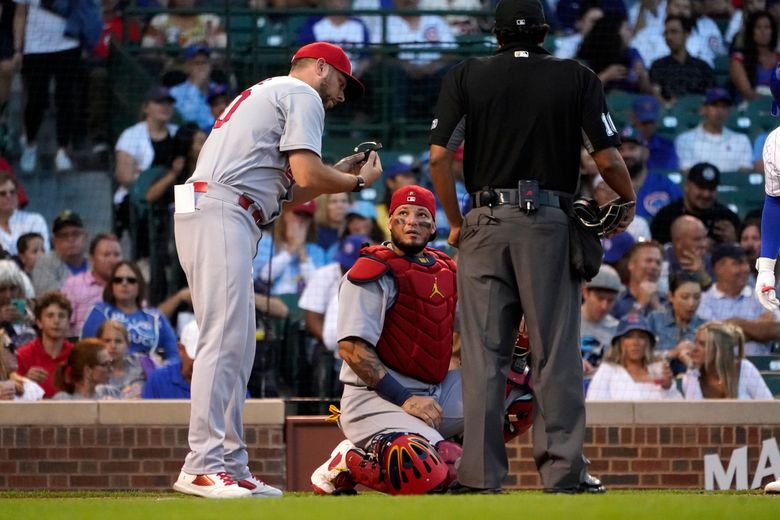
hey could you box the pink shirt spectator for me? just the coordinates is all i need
[61,270,105,337]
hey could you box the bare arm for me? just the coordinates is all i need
[254,294,288,319]
[115,150,139,188]
[287,150,381,196]
[13,3,26,54]
[157,288,191,319]
[429,144,462,245]
[304,310,325,342]
[145,157,184,202]
[729,57,756,102]
[592,147,636,202]
[727,318,780,342]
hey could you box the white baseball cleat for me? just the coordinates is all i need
[765,479,780,494]
[310,439,358,495]
[236,473,283,497]
[173,471,251,498]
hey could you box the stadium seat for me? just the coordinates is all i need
[606,91,639,130]
[761,373,780,397]
[746,355,780,372]
[717,171,765,218]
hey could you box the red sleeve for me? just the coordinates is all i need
[15,345,31,376]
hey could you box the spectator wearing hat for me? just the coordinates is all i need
[299,234,370,397]
[697,243,780,355]
[648,15,714,101]
[611,240,667,320]
[169,44,222,132]
[253,201,326,296]
[601,229,636,283]
[31,211,88,296]
[625,95,679,174]
[616,134,681,220]
[0,171,48,256]
[345,200,385,244]
[377,160,417,239]
[206,82,230,125]
[141,0,227,49]
[114,85,178,253]
[586,314,682,400]
[650,162,742,245]
[580,264,622,367]
[674,87,753,173]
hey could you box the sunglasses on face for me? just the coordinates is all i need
[112,276,138,285]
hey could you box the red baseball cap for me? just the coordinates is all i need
[389,185,436,223]
[291,42,364,101]
[293,200,317,217]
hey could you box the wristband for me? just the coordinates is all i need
[373,373,413,407]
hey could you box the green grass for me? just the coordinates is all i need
[1,490,778,520]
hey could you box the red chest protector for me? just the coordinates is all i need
[347,245,457,384]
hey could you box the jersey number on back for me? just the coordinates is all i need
[213,89,252,129]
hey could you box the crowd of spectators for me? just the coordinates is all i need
[0,0,778,402]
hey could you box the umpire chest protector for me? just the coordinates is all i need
[348,245,457,384]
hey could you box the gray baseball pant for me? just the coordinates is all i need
[175,187,262,479]
[456,205,586,490]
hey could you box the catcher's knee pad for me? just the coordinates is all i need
[348,432,449,495]
[435,440,462,489]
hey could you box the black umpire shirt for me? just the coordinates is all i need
[430,43,621,195]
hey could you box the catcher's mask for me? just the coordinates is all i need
[367,432,448,495]
[573,197,634,237]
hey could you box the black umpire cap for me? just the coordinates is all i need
[495,0,546,28]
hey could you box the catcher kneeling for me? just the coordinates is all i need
[310,185,532,495]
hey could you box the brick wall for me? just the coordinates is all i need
[504,425,780,489]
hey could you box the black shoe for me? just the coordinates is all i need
[544,474,606,494]
[448,481,503,494]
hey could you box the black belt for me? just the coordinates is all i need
[469,189,561,209]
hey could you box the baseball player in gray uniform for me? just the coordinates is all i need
[310,185,464,496]
[172,42,383,499]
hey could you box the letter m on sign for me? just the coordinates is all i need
[704,447,748,490]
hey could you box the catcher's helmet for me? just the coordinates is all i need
[771,62,780,116]
[599,198,635,236]
[368,433,448,495]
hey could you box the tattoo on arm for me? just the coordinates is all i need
[339,337,386,387]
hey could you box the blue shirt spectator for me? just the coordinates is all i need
[169,44,218,132]
[142,361,190,399]
[636,172,683,219]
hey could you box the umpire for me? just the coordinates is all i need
[429,0,636,493]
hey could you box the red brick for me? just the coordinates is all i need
[660,473,700,487]
[683,427,697,444]
[723,427,734,444]
[620,427,633,444]
[697,427,708,444]
[519,447,534,458]
[594,428,606,444]
[142,460,162,473]
[71,475,105,487]
[39,461,79,473]
[132,448,172,459]
[110,475,131,489]
[583,446,599,459]
[172,447,189,459]
[509,460,536,472]
[164,460,182,472]
[602,474,639,486]
[505,447,517,459]
[671,427,684,444]
[68,428,81,444]
[137,428,149,446]
[640,474,659,486]
[70,447,110,460]
[519,474,541,487]
[18,461,36,473]
[131,475,171,488]
[611,460,629,472]
[55,427,68,446]
[111,448,130,459]
[589,459,609,472]
[646,428,658,444]
[672,459,689,472]
[47,448,68,460]
[660,447,699,458]
[634,428,646,444]
[176,428,188,445]
[14,428,29,447]
[691,460,704,472]
[149,428,162,445]
[80,461,98,474]
[631,459,670,472]
[49,475,69,489]
[8,447,47,460]
[640,447,658,458]
[0,475,6,487]
[8,475,47,487]
[29,427,41,446]
[270,431,283,447]
[100,461,141,473]
[0,461,16,473]
[123,428,136,446]
[163,428,177,446]
[748,427,759,445]
[82,428,96,445]
[108,427,123,446]
[601,447,637,458]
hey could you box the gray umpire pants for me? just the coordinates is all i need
[175,188,262,479]
[456,204,586,490]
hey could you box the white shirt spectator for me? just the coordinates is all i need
[631,16,725,68]
[675,125,753,172]
[0,210,49,255]
[385,14,457,66]
[298,16,370,71]
[554,33,582,59]
[586,362,683,400]
[682,360,773,399]
[15,0,79,54]
[299,263,342,354]
[628,0,668,32]
[697,284,780,355]
[113,121,178,203]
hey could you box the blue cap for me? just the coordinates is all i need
[711,243,747,267]
[184,43,210,60]
[612,314,656,347]
[704,87,732,105]
[632,95,660,123]
[346,201,377,220]
[601,231,635,264]
[384,160,415,179]
[770,62,780,116]
[207,82,229,102]
[335,234,369,269]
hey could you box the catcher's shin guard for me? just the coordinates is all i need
[504,320,534,443]
[347,432,449,495]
